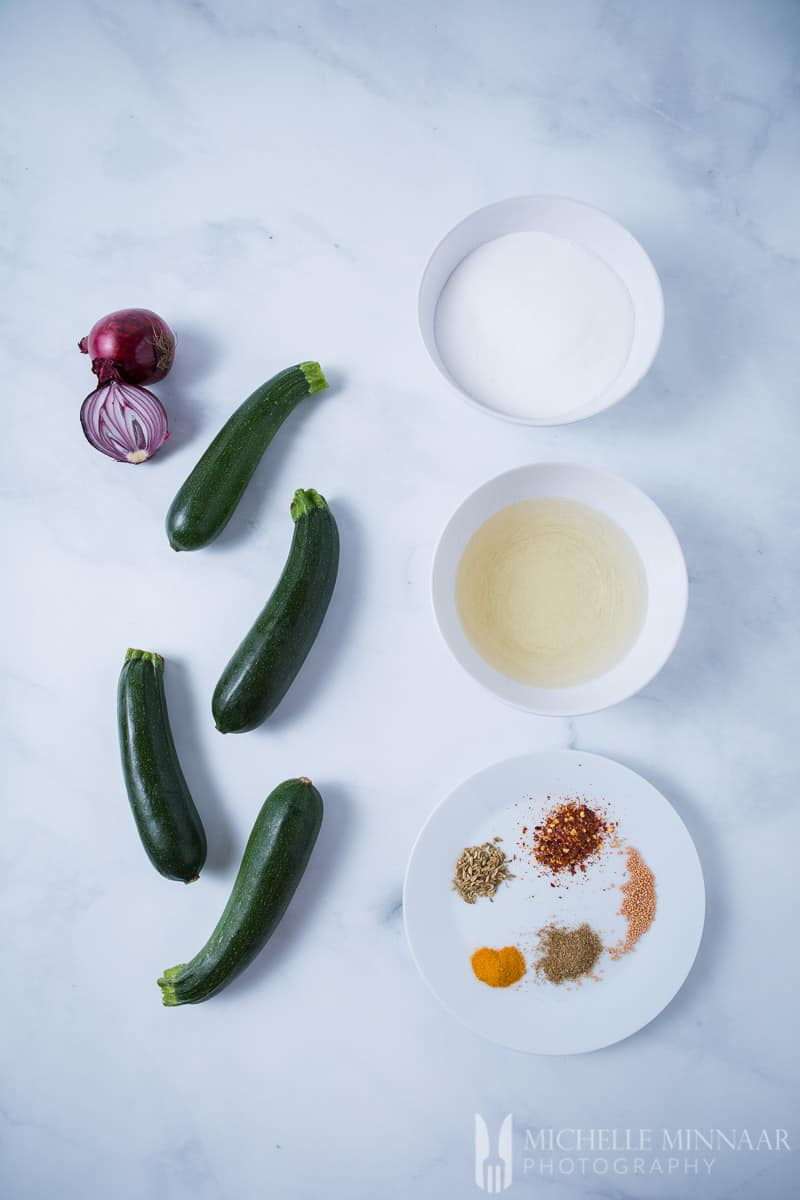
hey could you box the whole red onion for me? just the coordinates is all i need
[79,308,175,386]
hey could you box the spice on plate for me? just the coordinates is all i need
[535,922,604,984]
[453,842,514,903]
[609,846,656,959]
[532,799,609,874]
[471,945,526,988]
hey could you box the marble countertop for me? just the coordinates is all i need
[2,1,798,1197]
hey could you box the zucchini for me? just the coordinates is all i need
[158,777,323,1004]
[117,648,207,882]
[212,488,339,733]
[166,362,328,551]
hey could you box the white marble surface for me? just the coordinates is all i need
[2,1,798,1197]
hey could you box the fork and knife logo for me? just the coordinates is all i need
[475,1113,513,1192]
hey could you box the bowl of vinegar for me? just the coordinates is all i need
[432,464,687,715]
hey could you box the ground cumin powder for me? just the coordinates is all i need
[535,923,604,984]
[471,945,526,987]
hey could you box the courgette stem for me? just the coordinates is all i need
[299,361,328,395]
[125,647,164,671]
[158,965,184,1006]
[289,487,328,520]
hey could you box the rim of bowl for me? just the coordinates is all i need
[430,463,688,716]
[418,194,665,427]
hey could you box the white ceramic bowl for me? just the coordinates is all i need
[419,195,664,425]
[432,464,687,715]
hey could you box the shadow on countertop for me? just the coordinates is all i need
[212,778,353,1003]
[164,655,236,874]
[641,486,766,711]
[247,491,363,731]
[617,757,726,1036]
[202,364,347,552]
[572,210,766,439]
[154,324,225,461]
[568,744,729,1055]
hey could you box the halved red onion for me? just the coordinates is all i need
[80,379,169,464]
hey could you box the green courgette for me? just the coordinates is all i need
[117,648,207,882]
[212,488,339,733]
[166,362,328,551]
[158,777,323,1005]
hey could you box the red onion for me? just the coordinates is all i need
[80,380,169,464]
[79,308,175,385]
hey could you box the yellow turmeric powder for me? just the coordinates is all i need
[471,945,526,987]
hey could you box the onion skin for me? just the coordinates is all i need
[80,380,170,464]
[79,308,175,386]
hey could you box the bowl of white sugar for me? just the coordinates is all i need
[419,196,664,425]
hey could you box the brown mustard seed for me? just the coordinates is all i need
[453,842,514,904]
[609,846,656,959]
[535,922,604,984]
[532,799,610,874]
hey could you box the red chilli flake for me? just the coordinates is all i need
[532,799,611,875]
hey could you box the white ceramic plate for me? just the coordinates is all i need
[404,751,704,1054]
[432,463,687,716]
[418,196,664,425]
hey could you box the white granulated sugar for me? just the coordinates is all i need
[434,231,634,421]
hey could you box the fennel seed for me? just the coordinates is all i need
[453,842,514,904]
